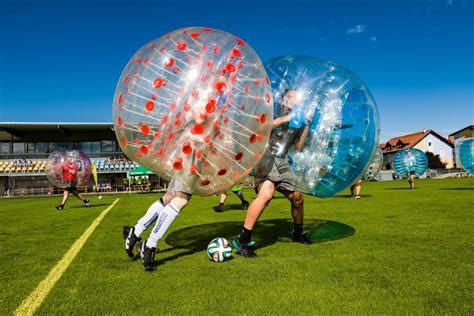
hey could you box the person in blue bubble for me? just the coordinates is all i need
[407,151,417,189]
[232,88,312,258]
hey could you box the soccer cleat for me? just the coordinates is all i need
[138,240,157,271]
[55,204,64,210]
[232,236,257,258]
[292,231,312,245]
[241,200,249,210]
[212,204,224,213]
[83,199,90,207]
[123,226,141,259]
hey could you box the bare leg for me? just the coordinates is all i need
[61,191,69,205]
[72,191,86,201]
[213,192,228,212]
[219,193,227,204]
[243,180,275,230]
[354,179,362,198]
[281,190,304,225]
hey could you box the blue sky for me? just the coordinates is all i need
[0,0,472,142]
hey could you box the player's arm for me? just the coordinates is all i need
[295,125,310,151]
[273,113,293,127]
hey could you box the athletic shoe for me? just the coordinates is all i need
[241,200,249,210]
[138,240,157,271]
[83,199,90,207]
[292,231,312,245]
[232,236,257,258]
[55,204,64,210]
[354,195,361,200]
[212,204,224,213]
[123,226,141,259]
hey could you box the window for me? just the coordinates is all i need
[76,142,92,152]
[0,142,9,154]
[35,143,49,153]
[13,143,26,154]
[91,141,101,153]
[101,140,115,152]
[27,143,35,153]
[49,143,67,151]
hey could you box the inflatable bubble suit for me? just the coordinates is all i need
[258,55,380,198]
[455,137,474,173]
[363,147,383,180]
[45,150,92,188]
[113,27,273,196]
[393,148,427,177]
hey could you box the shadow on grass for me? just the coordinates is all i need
[384,187,414,190]
[438,188,474,191]
[334,194,373,198]
[159,219,355,265]
[211,203,246,213]
[67,203,110,209]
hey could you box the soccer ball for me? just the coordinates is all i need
[207,237,232,262]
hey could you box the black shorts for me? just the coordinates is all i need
[409,171,416,176]
[65,180,78,192]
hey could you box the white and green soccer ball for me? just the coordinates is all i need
[207,237,232,262]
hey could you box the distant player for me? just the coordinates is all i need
[212,184,249,212]
[350,179,363,199]
[55,158,90,210]
[407,151,416,189]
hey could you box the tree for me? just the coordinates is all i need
[425,151,446,169]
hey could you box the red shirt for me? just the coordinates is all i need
[63,162,78,181]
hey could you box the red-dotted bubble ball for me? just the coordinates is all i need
[45,150,92,188]
[112,27,273,195]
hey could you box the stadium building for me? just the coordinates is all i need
[0,122,164,196]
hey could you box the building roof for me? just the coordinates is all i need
[381,129,453,154]
[0,122,115,142]
[448,125,474,137]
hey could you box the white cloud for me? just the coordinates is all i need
[370,36,377,42]
[346,24,366,34]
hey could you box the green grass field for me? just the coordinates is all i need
[1,178,473,315]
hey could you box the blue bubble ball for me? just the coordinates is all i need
[456,138,474,173]
[393,148,428,177]
[258,55,380,198]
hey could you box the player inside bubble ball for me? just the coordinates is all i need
[55,157,90,210]
[407,151,416,189]
[123,76,233,271]
[232,88,312,258]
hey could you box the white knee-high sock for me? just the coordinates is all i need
[146,203,179,248]
[134,199,164,237]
